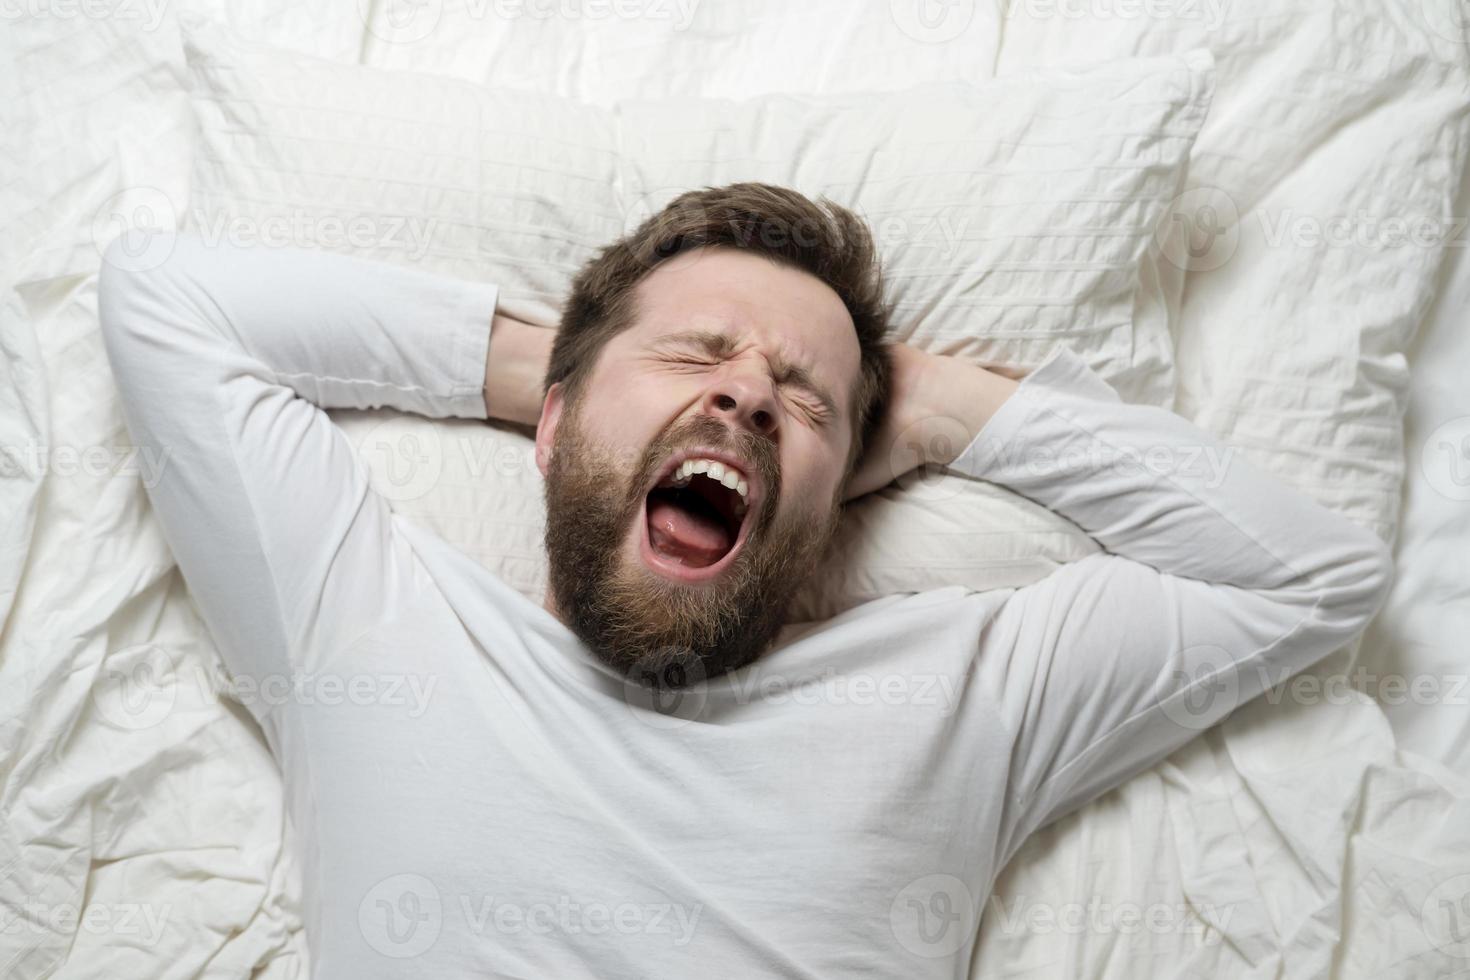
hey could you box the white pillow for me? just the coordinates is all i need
[181,20,1215,619]
[355,0,1006,105]
[995,3,1468,548]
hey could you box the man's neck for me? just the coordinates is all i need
[542,590,565,624]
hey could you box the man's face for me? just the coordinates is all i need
[535,246,862,686]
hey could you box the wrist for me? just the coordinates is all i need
[915,353,1020,467]
[483,314,553,427]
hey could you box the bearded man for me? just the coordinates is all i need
[99,182,1390,978]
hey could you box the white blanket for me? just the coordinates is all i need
[1,2,1467,977]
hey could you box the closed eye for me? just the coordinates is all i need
[787,392,830,427]
[655,354,829,426]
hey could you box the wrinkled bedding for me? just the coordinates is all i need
[2,2,1468,977]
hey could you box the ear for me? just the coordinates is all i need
[534,382,567,478]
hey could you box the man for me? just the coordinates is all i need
[99,183,1391,978]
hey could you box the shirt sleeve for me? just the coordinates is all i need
[952,347,1394,853]
[97,232,498,724]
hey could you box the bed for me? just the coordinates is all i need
[2,1,1467,976]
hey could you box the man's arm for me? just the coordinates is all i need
[483,313,554,427]
[99,232,503,725]
[924,347,1392,853]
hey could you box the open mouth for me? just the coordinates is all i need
[640,453,758,582]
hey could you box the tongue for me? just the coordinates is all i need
[647,494,732,568]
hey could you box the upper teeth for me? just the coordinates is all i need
[671,457,749,508]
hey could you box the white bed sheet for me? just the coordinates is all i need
[1360,155,1470,770]
[2,3,1468,979]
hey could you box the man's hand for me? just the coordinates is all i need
[844,343,1024,502]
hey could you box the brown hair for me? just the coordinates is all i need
[545,182,893,474]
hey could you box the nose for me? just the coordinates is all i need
[702,366,779,438]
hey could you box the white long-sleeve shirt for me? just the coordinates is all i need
[98,233,1392,980]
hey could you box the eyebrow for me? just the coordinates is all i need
[650,329,839,419]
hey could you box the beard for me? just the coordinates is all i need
[542,401,844,690]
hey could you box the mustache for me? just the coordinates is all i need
[631,414,781,523]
